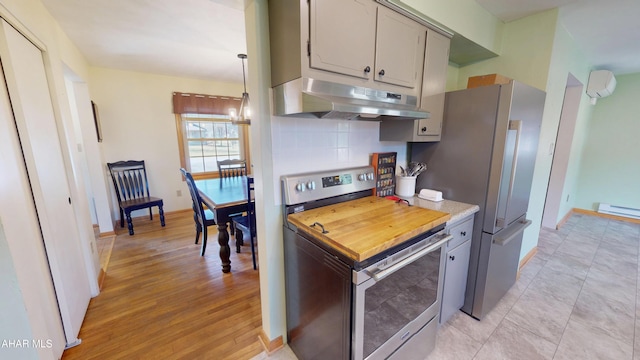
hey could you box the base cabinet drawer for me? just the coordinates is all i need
[446,217,473,250]
[440,239,471,324]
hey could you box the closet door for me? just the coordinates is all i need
[0,20,91,349]
[0,46,65,360]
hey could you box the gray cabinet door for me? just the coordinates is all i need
[374,5,425,89]
[440,239,471,324]
[417,30,450,138]
[309,0,376,79]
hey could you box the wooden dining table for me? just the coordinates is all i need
[195,175,249,273]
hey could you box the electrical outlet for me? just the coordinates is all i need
[176,190,182,197]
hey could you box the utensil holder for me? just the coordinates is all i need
[395,176,417,197]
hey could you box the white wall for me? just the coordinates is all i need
[575,72,640,210]
[521,21,593,257]
[455,9,558,92]
[397,0,504,54]
[88,67,244,220]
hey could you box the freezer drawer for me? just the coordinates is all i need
[473,218,531,319]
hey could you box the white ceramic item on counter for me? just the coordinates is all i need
[395,175,417,197]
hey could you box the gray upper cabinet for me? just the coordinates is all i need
[416,30,450,140]
[379,30,451,142]
[310,0,425,89]
[309,0,377,80]
[373,6,426,88]
[269,0,426,98]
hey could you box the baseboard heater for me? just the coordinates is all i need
[597,203,640,219]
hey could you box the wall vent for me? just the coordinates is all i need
[597,203,640,220]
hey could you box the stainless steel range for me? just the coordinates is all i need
[282,166,451,360]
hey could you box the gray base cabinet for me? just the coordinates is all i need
[440,216,474,324]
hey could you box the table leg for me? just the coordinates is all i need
[217,223,231,273]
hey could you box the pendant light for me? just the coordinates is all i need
[229,53,251,125]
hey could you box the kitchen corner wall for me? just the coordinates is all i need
[575,72,640,211]
[270,116,408,204]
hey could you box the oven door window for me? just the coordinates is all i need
[361,247,441,358]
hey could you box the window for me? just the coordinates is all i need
[173,92,250,179]
[176,114,249,179]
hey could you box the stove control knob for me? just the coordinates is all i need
[367,172,375,181]
[295,182,305,192]
[358,173,366,181]
[306,181,316,190]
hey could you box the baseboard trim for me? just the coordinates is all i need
[99,231,116,238]
[516,246,537,280]
[519,247,537,270]
[573,208,640,225]
[556,209,574,229]
[258,330,283,355]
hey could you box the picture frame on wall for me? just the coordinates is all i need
[91,100,102,142]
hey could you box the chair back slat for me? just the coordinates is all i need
[123,171,133,200]
[217,159,247,178]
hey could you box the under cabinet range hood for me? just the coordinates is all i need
[272,78,429,121]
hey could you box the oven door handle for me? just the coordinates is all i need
[369,234,453,282]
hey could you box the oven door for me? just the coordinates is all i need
[352,233,451,360]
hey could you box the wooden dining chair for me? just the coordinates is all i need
[107,160,165,235]
[232,176,257,269]
[180,168,217,256]
[217,159,247,178]
[218,159,247,236]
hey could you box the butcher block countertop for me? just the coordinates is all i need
[287,196,451,262]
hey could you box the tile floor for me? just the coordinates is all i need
[255,214,640,360]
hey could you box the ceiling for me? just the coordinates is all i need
[475,0,640,75]
[39,0,640,84]
[40,0,248,83]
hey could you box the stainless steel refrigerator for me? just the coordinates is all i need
[411,80,545,320]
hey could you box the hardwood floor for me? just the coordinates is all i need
[62,211,263,360]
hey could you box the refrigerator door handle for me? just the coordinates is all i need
[496,120,522,228]
[494,219,531,246]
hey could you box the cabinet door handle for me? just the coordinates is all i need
[461,231,466,236]
[449,255,455,261]
[364,66,371,74]
[378,69,385,76]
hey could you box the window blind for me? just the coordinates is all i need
[172,92,241,115]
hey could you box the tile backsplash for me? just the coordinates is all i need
[271,116,407,203]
